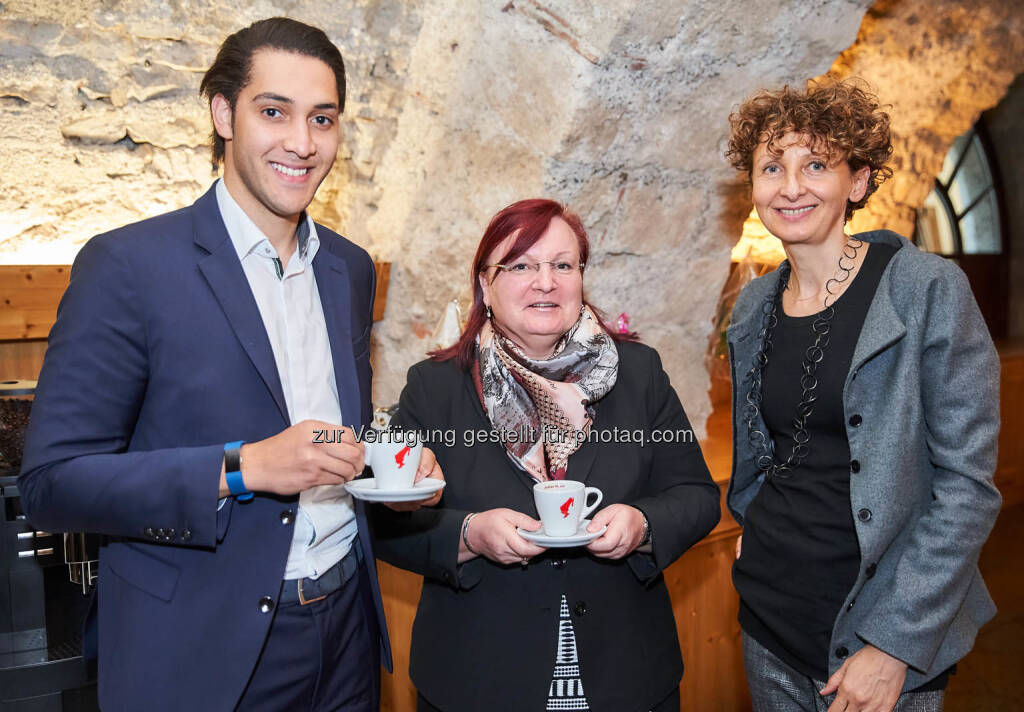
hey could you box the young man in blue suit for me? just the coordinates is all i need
[19,17,440,711]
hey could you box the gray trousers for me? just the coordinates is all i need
[742,631,944,712]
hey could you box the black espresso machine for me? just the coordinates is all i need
[1,380,99,711]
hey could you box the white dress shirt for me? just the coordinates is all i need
[216,179,357,580]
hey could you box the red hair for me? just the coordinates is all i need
[431,198,637,370]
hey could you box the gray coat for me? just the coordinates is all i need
[726,229,1001,689]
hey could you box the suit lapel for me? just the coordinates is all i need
[193,188,289,423]
[313,244,363,428]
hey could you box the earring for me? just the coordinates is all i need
[486,306,492,319]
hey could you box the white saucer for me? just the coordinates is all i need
[345,477,445,502]
[516,519,607,547]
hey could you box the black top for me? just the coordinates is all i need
[734,242,897,680]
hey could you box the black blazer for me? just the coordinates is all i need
[370,341,720,711]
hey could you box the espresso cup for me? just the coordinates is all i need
[364,431,423,489]
[533,480,603,537]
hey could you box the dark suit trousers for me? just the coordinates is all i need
[237,559,380,712]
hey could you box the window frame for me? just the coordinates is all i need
[914,122,1007,258]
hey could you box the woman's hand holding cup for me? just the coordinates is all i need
[460,508,546,565]
[585,504,647,559]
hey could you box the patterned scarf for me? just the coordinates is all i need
[476,306,619,481]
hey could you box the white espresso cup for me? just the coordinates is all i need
[363,430,423,490]
[533,480,603,537]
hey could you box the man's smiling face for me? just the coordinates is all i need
[213,48,340,235]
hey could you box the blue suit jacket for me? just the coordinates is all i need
[19,184,392,711]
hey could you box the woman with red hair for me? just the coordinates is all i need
[371,199,720,711]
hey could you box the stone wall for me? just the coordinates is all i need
[830,0,1024,237]
[365,0,878,428]
[720,0,1024,274]
[0,0,422,263]
[2,0,886,433]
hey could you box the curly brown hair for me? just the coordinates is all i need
[726,79,893,220]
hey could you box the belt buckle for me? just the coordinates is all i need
[297,577,327,606]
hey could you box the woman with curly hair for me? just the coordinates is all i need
[724,80,1001,712]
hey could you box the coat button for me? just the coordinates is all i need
[258,596,275,614]
[280,509,295,525]
[858,508,872,522]
[835,646,849,659]
[865,563,877,578]
[848,414,862,427]
[850,460,861,473]
[574,601,587,616]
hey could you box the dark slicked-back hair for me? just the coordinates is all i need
[199,17,346,164]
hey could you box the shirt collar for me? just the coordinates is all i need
[215,179,320,265]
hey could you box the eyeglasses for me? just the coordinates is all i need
[485,260,585,279]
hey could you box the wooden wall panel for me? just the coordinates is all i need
[373,262,391,322]
[996,345,1024,508]
[378,562,422,712]
[670,532,750,712]
[0,265,71,340]
[0,340,48,380]
[0,262,391,342]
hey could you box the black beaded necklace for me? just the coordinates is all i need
[743,237,865,479]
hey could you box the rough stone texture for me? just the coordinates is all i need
[719,0,1024,277]
[825,0,1024,238]
[0,0,421,265]
[363,0,875,431]
[0,0,878,432]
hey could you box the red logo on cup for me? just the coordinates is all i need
[395,445,412,468]
[560,497,574,518]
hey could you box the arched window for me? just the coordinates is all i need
[915,125,1003,256]
[914,122,1008,338]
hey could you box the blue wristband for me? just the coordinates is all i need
[224,441,253,501]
